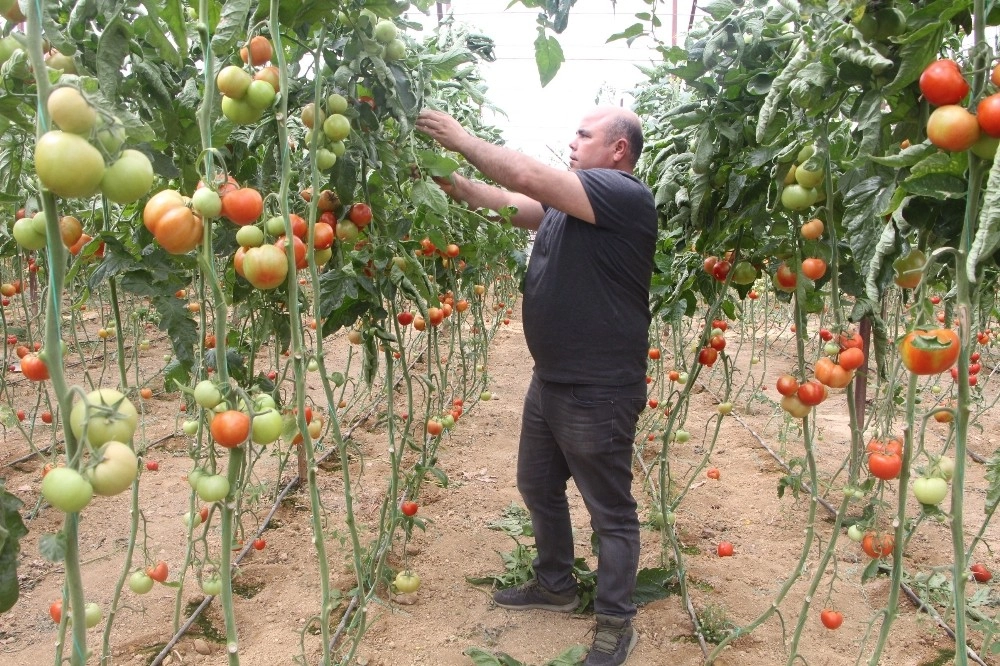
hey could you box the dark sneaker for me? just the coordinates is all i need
[583,614,637,666]
[492,579,579,612]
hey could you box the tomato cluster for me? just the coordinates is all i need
[218,36,278,125]
[919,59,1000,156]
[34,86,153,204]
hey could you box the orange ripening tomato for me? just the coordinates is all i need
[838,347,865,371]
[240,35,273,66]
[814,357,854,389]
[861,532,894,558]
[801,257,827,280]
[20,353,49,381]
[899,328,960,375]
[144,190,203,254]
[210,410,251,448]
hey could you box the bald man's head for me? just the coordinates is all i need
[602,107,644,169]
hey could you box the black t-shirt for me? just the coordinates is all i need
[522,168,657,385]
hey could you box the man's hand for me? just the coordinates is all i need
[415,109,471,154]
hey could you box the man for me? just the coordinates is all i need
[415,105,656,666]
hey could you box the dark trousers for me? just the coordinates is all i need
[516,373,646,619]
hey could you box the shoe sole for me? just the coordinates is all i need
[493,596,579,612]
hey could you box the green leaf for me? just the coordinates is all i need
[533,29,564,87]
[606,22,645,43]
[416,151,459,178]
[0,482,27,613]
[96,19,132,102]
[870,142,936,168]
[39,531,67,563]
[411,179,449,216]
[632,566,678,604]
[969,155,1000,281]
[210,0,252,56]
[462,648,519,666]
[159,0,190,60]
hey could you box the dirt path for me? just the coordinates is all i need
[1,299,990,665]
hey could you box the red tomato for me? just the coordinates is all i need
[971,563,992,583]
[717,541,733,557]
[146,460,159,471]
[401,501,418,516]
[348,203,373,228]
[919,59,969,106]
[648,347,661,360]
[776,263,797,290]
[820,609,844,630]
[703,256,718,274]
[712,260,731,281]
[397,312,414,326]
[867,438,902,480]
[796,380,826,406]
[20,353,49,381]
[711,319,728,332]
[698,347,718,367]
[147,561,169,583]
[776,374,799,396]
[978,93,1000,137]
[709,335,726,351]
[819,329,833,342]
[253,538,267,551]
[707,468,720,480]
[861,532,894,558]
[313,222,334,249]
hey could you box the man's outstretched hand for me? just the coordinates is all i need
[415,109,471,154]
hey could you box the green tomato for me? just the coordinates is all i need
[244,80,276,110]
[192,188,223,219]
[326,93,348,114]
[193,380,223,409]
[187,468,205,490]
[221,95,264,125]
[70,388,139,446]
[847,524,865,542]
[797,144,816,163]
[251,408,283,444]
[393,570,421,594]
[441,414,456,429]
[84,602,102,628]
[128,570,154,594]
[931,385,942,395]
[307,358,320,372]
[86,441,138,496]
[384,38,406,61]
[235,225,265,248]
[197,474,231,502]
[41,467,94,513]
[480,390,492,401]
[677,372,689,385]
[329,140,346,157]
[12,215,47,250]
[717,402,733,415]
[913,476,949,506]
[265,215,286,237]
[34,130,105,198]
[933,455,955,481]
[101,150,154,204]
[824,342,840,356]
[323,114,351,142]
[183,420,200,435]
[674,429,691,443]
[315,148,337,171]
[201,575,223,596]
[182,511,203,528]
[254,394,277,410]
[374,19,398,44]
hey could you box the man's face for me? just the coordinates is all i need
[568,109,615,171]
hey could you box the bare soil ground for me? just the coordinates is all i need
[1,296,996,666]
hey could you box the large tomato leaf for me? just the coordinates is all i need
[532,28,564,88]
[210,0,252,56]
[0,482,27,613]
